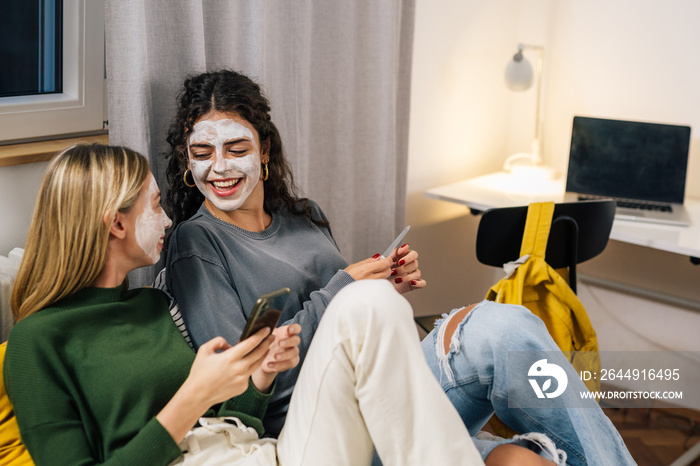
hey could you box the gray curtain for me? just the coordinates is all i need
[105,0,415,286]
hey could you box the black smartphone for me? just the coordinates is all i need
[239,287,291,341]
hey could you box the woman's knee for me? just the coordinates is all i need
[439,301,547,355]
[327,279,413,325]
[485,444,557,466]
[474,301,546,334]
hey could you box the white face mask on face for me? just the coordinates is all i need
[135,177,172,263]
[188,119,262,212]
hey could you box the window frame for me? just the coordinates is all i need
[0,0,105,143]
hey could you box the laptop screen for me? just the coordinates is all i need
[566,116,691,204]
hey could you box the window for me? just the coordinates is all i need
[0,0,105,142]
[0,1,63,98]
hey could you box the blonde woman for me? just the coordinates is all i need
[4,143,536,465]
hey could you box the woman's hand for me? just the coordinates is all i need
[157,328,273,444]
[344,255,393,281]
[388,243,426,294]
[251,324,302,393]
[187,330,274,406]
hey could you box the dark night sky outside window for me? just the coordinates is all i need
[0,0,63,98]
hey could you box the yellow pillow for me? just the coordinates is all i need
[0,342,33,465]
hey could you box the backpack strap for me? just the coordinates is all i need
[519,202,555,259]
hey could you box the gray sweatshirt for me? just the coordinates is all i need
[165,201,353,435]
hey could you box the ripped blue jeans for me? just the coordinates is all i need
[421,301,636,466]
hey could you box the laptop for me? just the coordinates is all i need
[565,116,692,226]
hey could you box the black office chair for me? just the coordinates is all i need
[476,199,616,293]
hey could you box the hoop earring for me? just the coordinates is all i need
[262,163,269,181]
[183,169,196,188]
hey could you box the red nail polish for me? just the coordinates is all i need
[372,253,381,259]
[395,277,403,284]
[401,243,409,249]
[399,259,406,266]
[410,280,417,286]
[391,269,397,276]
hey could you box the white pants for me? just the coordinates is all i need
[277,280,482,465]
[176,280,483,466]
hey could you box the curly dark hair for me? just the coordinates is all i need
[164,69,325,230]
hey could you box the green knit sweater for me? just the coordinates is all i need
[3,285,273,466]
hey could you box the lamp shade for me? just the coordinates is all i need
[504,55,533,91]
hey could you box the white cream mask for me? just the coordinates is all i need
[188,119,262,212]
[135,177,172,263]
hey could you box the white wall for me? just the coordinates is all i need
[405,0,700,369]
[0,162,48,256]
[544,0,700,191]
[404,0,524,315]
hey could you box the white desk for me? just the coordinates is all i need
[425,171,700,259]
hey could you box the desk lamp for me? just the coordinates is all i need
[503,43,557,180]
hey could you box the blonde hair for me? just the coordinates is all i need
[11,144,150,322]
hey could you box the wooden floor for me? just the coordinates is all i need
[602,406,700,466]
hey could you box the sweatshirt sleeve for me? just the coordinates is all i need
[279,269,354,335]
[282,199,355,330]
[167,216,354,351]
[169,245,353,347]
[4,327,181,466]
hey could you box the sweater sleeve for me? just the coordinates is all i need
[214,379,275,437]
[4,328,181,466]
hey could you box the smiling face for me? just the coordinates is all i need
[134,174,172,264]
[187,111,266,212]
